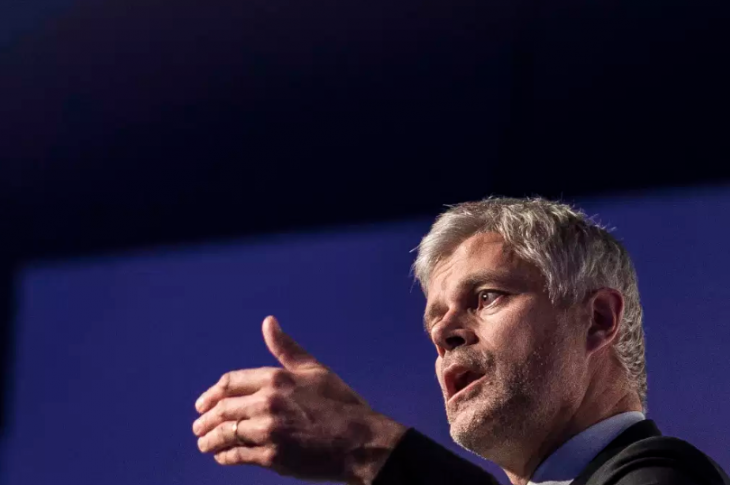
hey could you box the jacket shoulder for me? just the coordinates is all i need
[588,435,730,485]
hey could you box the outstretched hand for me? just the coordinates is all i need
[192,316,407,484]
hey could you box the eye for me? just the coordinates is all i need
[477,289,504,309]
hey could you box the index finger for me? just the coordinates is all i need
[196,367,279,413]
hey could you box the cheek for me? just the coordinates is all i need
[484,307,539,363]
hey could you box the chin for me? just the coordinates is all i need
[449,402,506,456]
[448,394,536,460]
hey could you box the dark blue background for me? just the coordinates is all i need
[1,188,729,484]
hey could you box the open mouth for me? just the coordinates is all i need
[449,370,485,402]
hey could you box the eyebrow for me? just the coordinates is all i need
[422,269,524,334]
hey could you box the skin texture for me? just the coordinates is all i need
[192,316,408,485]
[426,232,642,485]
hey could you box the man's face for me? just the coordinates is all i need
[425,232,585,461]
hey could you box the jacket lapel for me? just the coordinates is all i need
[570,419,662,485]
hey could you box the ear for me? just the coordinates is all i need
[585,288,624,357]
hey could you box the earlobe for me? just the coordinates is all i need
[586,288,624,356]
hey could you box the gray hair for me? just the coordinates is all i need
[412,197,647,411]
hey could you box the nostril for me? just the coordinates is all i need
[445,335,465,349]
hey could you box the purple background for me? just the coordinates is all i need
[1,188,729,484]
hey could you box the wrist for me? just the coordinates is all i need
[346,413,408,485]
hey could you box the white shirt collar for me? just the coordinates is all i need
[527,411,646,485]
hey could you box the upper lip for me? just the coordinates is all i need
[443,364,484,401]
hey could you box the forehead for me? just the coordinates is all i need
[426,232,542,297]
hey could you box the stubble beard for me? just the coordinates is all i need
[447,351,552,464]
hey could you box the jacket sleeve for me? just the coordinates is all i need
[372,428,502,485]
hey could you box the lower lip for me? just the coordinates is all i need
[448,375,486,404]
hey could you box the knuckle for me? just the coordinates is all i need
[260,416,278,437]
[219,372,232,392]
[234,447,248,464]
[214,399,229,420]
[260,392,280,414]
[269,369,292,389]
[219,450,232,465]
[261,446,278,467]
[217,423,229,442]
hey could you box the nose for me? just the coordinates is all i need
[431,313,478,357]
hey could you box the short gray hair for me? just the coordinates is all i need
[412,197,647,411]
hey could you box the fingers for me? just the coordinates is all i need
[197,415,273,454]
[214,445,276,467]
[193,393,273,437]
[195,367,282,414]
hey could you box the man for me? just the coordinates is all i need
[192,197,729,485]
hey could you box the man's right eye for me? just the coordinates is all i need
[477,289,504,308]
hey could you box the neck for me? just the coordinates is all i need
[500,376,643,485]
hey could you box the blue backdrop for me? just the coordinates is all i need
[2,188,729,484]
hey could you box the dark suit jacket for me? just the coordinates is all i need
[373,420,729,485]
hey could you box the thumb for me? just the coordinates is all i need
[262,316,323,370]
